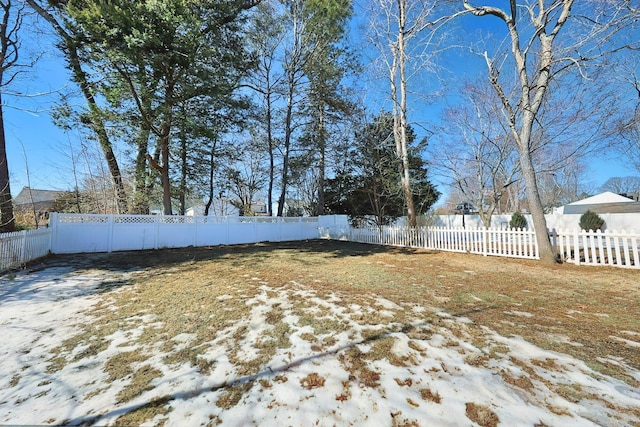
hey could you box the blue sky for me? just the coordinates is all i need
[4,5,637,201]
[4,26,79,193]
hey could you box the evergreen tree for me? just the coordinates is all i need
[32,0,256,214]
[324,113,439,226]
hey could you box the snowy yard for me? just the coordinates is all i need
[1,241,639,426]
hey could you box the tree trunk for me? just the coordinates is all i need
[179,132,187,215]
[316,106,326,216]
[277,70,295,217]
[204,142,215,216]
[518,140,556,264]
[0,92,15,232]
[159,126,173,215]
[131,93,153,214]
[266,87,274,217]
[392,0,417,227]
[131,126,151,214]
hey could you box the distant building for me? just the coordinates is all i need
[14,187,66,214]
[619,192,640,202]
[453,202,478,215]
[13,187,68,227]
[557,192,640,215]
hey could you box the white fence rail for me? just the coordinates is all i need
[0,228,52,272]
[2,214,639,272]
[321,225,640,269]
[49,213,321,254]
[431,213,640,232]
[551,228,640,268]
[327,226,538,260]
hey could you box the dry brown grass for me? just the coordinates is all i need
[35,239,640,423]
[300,372,326,389]
[465,402,500,427]
[419,387,441,403]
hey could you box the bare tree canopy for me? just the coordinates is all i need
[600,176,640,197]
[460,0,640,263]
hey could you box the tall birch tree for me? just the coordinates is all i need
[368,0,454,227]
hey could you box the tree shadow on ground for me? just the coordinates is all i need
[0,265,135,304]
[15,239,432,276]
[62,307,491,426]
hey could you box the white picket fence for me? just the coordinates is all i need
[0,228,52,272]
[327,226,538,259]
[551,228,640,268]
[320,225,640,269]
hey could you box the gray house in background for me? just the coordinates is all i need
[13,187,66,217]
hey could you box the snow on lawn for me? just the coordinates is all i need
[1,265,639,426]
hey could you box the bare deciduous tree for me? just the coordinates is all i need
[222,138,268,216]
[461,0,639,264]
[614,64,640,175]
[536,154,589,212]
[432,80,520,227]
[368,0,458,227]
[600,176,640,198]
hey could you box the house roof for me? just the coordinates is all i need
[568,191,634,205]
[14,187,65,206]
[563,191,640,215]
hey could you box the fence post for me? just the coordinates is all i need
[573,228,580,265]
[613,230,622,267]
[596,230,604,265]
[622,229,631,267]
[49,212,58,254]
[480,227,486,256]
[107,214,114,253]
[154,215,160,250]
[549,228,557,259]
[19,230,27,263]
[193,216,199,247]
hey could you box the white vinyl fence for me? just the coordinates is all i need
[2,214,639,272]
[0,214,325,273]
[49,213,322,254]
[321,225,640,269]
[0,228,52,272]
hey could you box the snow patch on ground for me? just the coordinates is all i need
[1,265,639,426]
[503,310,534,318]
[610,336,640,348]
